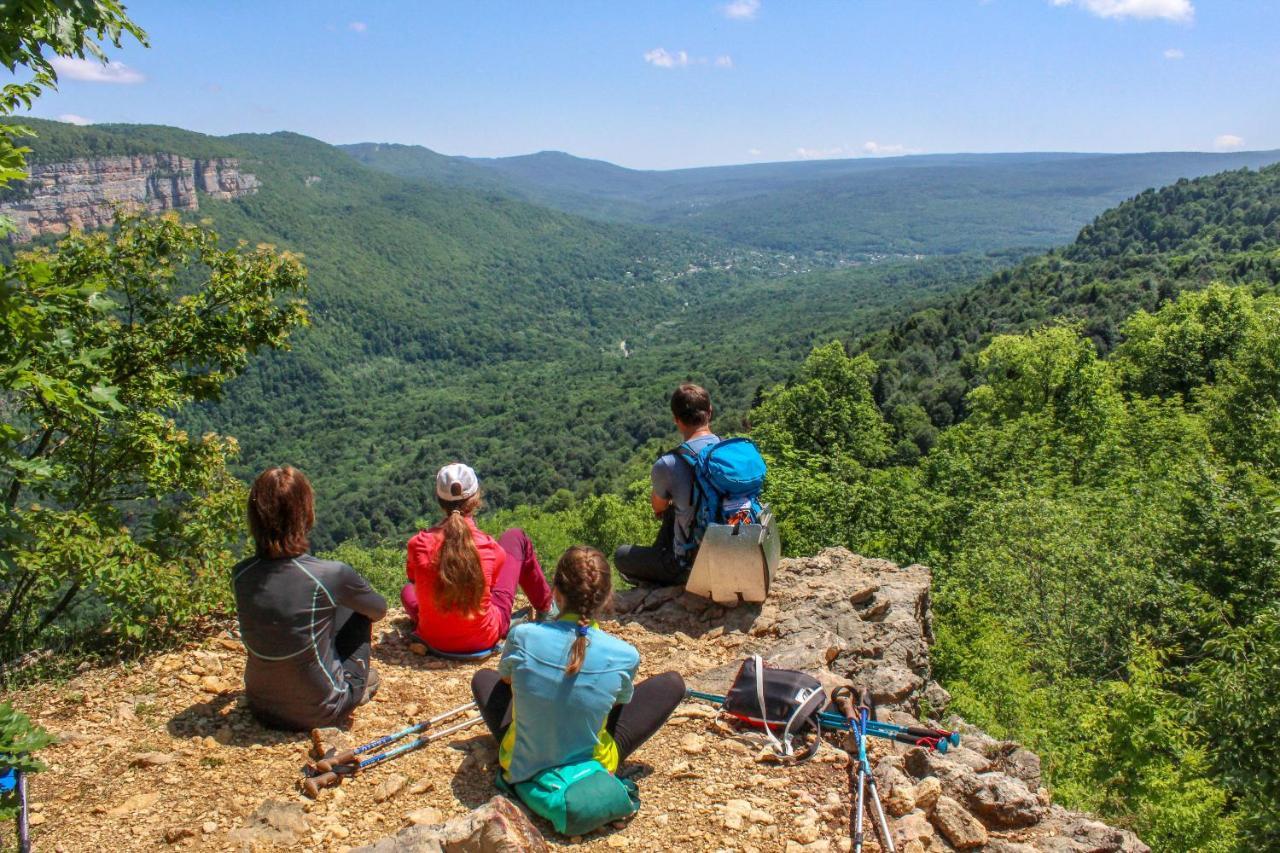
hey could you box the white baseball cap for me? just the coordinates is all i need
[435,463,479,501]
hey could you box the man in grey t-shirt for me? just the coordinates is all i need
[615,384,719,586]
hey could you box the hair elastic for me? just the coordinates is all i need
[576,624,590,637]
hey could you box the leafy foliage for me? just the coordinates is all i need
[863,165,1280,436]
[0,214,307,662]
[749,279,1280,849]
[0,2,145,190]
[0,701,54,819]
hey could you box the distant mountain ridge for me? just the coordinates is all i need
[344,141,1280,255]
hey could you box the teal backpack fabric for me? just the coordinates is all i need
[496,759,640,835]
[675,436,768,557]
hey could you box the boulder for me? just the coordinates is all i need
[354,796,547,852]
[890,810,935,849]
[1061,817,1150,853]
[227,800,310,847]
[929,796,988,850]
[961,773,1046,829]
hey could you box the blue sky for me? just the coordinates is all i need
[22,0,1280,169]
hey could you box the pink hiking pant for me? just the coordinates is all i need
[400,527,552,640]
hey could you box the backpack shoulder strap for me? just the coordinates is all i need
[672,442,700,468]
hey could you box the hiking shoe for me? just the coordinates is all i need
[359,668,382,705]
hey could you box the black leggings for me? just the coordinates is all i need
[335,609,373,704]
[470,669,686,766]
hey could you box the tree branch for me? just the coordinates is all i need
[4,424,55,511]
[31,581,80,641]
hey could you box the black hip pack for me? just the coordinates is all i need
[723,655,826,761]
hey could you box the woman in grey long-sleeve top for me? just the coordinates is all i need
[232,466,387,730]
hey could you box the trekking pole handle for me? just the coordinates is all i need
[833,690,857,722]
[302,769,344,798]
[887,732,947,752]
[311,748,358,774]
[896,724,960,746]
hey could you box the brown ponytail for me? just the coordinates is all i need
[433,493,485,614]
[553,546,613,676]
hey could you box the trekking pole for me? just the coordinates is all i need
[302,712,485,797]
[834,687,895,853]
[829,714,960,747]
[13,769,30,853]
[308,701,478,774]
[686,689,952,752]
[819,713,953,753]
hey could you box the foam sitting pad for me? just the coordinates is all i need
[684,505,780,607]
[412,635,501,661]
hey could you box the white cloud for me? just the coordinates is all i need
[1163,47,1184,59]
[794,146,847,160]
[644,47,690,68]
[722,0,760,20]
[1051,0,1194,23]
[50,56,145,84]
[794,141,918,160]
[57,113,92,126]
[862,141,913,156]
[1213,134,1245,151]
[748,147,763,156]
[348,21,367,33]
[715,55,734,68]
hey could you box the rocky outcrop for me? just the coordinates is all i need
[616,548,942,715]
[352,796,547,852]
[0,154,258,241]
[611,547,1149,852]
[9,546,1148,851]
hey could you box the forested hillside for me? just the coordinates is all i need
[863,165,1280,456]
[347,142,1280,255]
[7,120,1020,546]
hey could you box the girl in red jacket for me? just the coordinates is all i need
[401,463,554,654]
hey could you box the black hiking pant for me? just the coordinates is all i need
[470,669,685,767]
[614,508,691,586]
[335,608,374,700]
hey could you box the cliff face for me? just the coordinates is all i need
[0,154,259,242]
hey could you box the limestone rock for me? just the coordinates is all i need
[373,772,408,803]
[911,776,941,813]
[0,155,259,242]
[680,733,707,754]
[227,800,310,847]
[891,810,935,849]
[405,807,443,826]
[106,791,161,816]
[354,795,547,852]
[962,772,1045,828]
[1061,817,1150,852]
[991,743,1043,790]
[929,796,988,849]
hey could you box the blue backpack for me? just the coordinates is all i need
[674,437,767,559]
